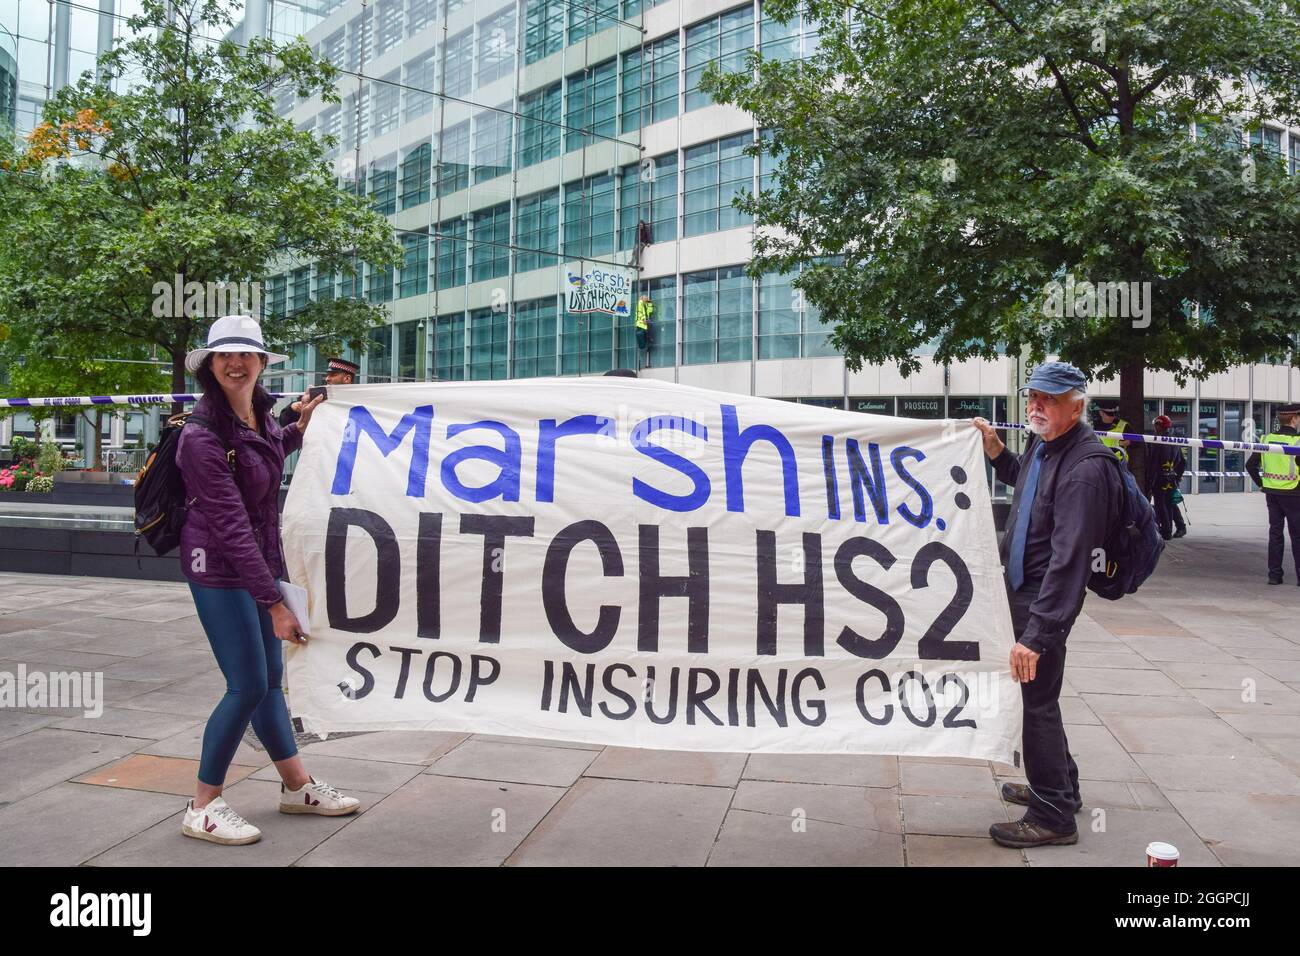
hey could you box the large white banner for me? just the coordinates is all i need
[282,379,1021,762]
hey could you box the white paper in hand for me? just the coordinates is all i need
[277,580,311,636]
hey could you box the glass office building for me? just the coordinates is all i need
[1,0,1296,495]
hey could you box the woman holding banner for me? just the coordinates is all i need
[175,315,360,846]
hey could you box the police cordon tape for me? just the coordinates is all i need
[0,392,296,408]
[1,394,1295,457]
[988,421,1300,458]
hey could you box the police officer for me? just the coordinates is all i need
[279,357,359,430]
[1093,400,1130,464]
[1147,415,1187,540]
[1245,402,1300,585]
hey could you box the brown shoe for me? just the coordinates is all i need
[1000,782,1083,813]
[1000,782,1031,806]
[989,818,1078,848]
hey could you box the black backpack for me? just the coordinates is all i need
[1072,447,1166,600]
[133,412,231,557]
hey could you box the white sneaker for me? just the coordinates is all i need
[279,777,360,816]
[181,796,261,845]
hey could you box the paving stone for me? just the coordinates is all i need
[743,754,899,788]
[426,739,596,787]
[901,794,1009,837]
[1,647,131,670]
[101,648,217,683]
[87,778,381,868]
[1022,808,1221,867]
[1103,716,1263,758]
[54,708,202,741]
[1184,685,1300,715]
[1134,754,1300,795]
[1066,725,1151,782]
[708,809,903,866]
[299,774,564,867]
[468,733,604,751]
[10,605,105,626]
[1160,661,1289,693]
[1068,779,1167,811]
[583,747,746,787]
[1245,659,1300,683]
[899,760,997,798]
[1066,650,1156,670]
[1161,791,1300,866]
[139,725,270,768]
[1121,636,1237,663]
[0,783,181,866]
[251,753,423,794]
[1081,693,1211,719]
[1059,696,1101,725]
[0,729,149,805]
[507,777,731,867]
[116,685,226,719]
[101,602,200,624]
[906,834,1025,867]
[731,780,901,833]
[1228,644,1300,661]
[0,710,61,742]
[1219,713,1300,739]
[1252,737,1300,775]
[62,629,195,658]
[1064,667,1184,697]
[299,730,468,764]
[75,753,255,794]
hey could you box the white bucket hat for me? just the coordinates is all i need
[185,315,290,373]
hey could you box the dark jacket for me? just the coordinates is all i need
[177,389,303,606]
[1245,425,1300,497]
[278,402,301,430]
[993,421,1123,654]
[1145,442,1185,497]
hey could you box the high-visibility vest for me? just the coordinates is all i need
[636,299,653,330]
[1099,417,1129,463]
[1260,432,1300,491]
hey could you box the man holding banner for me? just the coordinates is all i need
[974,362,1123,849]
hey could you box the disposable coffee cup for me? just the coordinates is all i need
[1146,842,1179,867]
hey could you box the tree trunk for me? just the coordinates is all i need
[171,349,187,418]
[1119,354,1146,494]
[94,408,105,469]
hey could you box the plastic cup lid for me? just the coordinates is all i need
[1146,842,1179,858]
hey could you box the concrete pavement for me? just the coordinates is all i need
[1,492,1297,866]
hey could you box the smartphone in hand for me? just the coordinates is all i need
[307,386,327,402]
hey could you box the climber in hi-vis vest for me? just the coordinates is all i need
[1093,400,1130,465]
[1246,402,1300,585]
[635,295,654,366]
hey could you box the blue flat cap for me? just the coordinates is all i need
[1019,361,1087,395]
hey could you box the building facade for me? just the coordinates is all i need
[2,0,1297,496]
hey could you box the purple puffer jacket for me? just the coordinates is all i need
[177,391,303,607]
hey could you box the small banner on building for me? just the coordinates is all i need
[563,261,635,317]
[282,379,1020,761]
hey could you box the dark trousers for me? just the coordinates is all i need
[1153,489,1185,539]
[1266,494,1300,582]
[1007,583,1081,833]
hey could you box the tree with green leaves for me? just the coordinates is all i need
[705,0,1300,487]
[0,320,167,469]
[0,0,400,413]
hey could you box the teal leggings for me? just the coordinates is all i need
[189,583,298,786]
